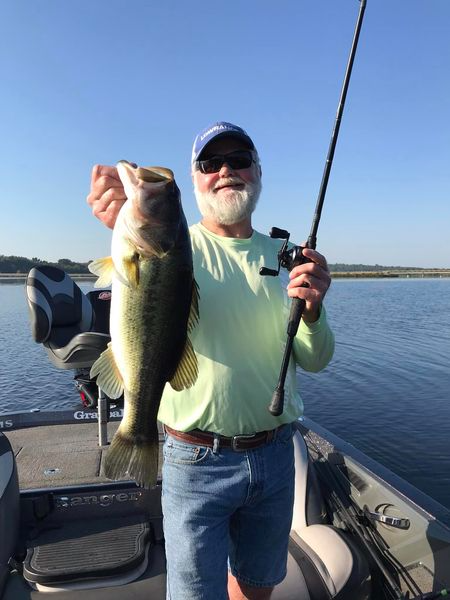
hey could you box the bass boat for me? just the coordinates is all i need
[0,265,449,600]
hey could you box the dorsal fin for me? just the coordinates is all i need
[188,279,200,333]
[169,278,200,390]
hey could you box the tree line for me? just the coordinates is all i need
[1,255,429,275]
[328,263,425,272]
[0,255,90,274]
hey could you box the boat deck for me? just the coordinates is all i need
[4,418,450,599]
[6,422,164,489]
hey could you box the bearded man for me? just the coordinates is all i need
[87,121,334,600]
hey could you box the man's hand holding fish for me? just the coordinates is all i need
[88,164,128,229]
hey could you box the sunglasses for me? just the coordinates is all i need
[195,150,255,174]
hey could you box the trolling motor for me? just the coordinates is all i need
[261,0,367,416]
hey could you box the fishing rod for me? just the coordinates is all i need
[260,0,367,416]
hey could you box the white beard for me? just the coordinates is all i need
[194,178,262,225]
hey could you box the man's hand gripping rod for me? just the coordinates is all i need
[260,0,367,417]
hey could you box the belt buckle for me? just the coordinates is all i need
[231,434,258,452]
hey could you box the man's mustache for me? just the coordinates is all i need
[213,178,244,191]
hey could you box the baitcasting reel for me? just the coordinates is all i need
[259,227,310,277]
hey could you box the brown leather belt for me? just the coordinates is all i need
[164,425,283,452]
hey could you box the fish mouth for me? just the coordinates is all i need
[117,160,174,184]
[116,160,182,259]
[137,166,174,183]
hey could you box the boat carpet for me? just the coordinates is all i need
[23,515,150,585]
[5,423,164,488]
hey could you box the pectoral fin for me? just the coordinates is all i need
[90,343,124,399]
[169,338,198,391]
[88,257,115,288]
[120,252,140,288]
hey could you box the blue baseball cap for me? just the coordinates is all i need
[191,121,255,164]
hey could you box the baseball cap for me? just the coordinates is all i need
[191,121,255,164]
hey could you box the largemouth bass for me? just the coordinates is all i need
[89,160,199,488]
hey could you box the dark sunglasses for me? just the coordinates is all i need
[195,150,255,174]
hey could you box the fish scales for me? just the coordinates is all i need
[113,255,192,429]
[89,161,199,488]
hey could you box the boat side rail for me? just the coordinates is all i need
[297,417,450,530]
[296,417,450,598]
[0,406,123,433]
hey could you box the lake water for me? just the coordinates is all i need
[1,277,449,509]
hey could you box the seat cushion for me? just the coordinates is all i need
[289,526,371,600]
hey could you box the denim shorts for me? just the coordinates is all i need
[161,423,295,600]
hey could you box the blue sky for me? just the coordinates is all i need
[1,0,449,267]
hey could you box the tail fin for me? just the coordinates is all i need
[102,427,159,489]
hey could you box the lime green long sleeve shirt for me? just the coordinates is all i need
[157,223,334,436]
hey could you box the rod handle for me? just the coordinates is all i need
[268,387,285,416]
[287,298,306,336]
[268,298,307,416]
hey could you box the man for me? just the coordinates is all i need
[87,121,334,600]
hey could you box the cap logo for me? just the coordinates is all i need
[200,124,241,142]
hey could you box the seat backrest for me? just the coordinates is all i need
[0,432,20,596]
[292,430,328,532]
[26,266,94,344]
[290,430,371,600]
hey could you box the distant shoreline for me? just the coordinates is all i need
[2,270,450,280]
[331,270,450,278]
[0,273,96,280]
